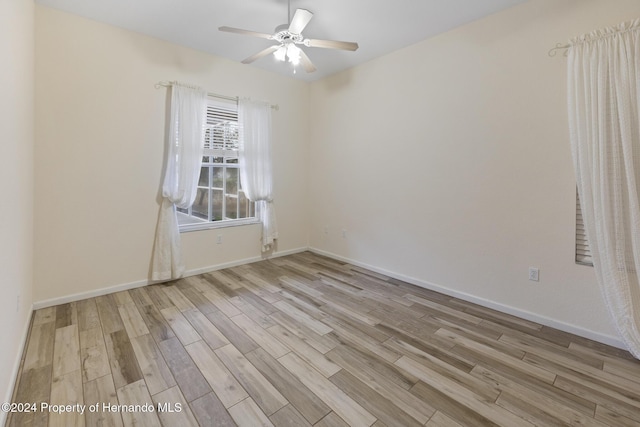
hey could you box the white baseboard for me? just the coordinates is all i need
[33,246,308,310]
[309,247,627,350]
[2,304,34,427]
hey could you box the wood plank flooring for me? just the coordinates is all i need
[7,251,640,426]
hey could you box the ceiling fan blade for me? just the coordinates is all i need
[299,49,317,73]
[241,45,280,64]
[288,9,313,34]
[305,38,359,51]
[219,26,273,40]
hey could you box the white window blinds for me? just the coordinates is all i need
[203,102,239,156]
[576,190,593,265]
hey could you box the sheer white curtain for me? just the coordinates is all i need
[568,19,640,358]
[151,83,207,280]
[239,98,278,251]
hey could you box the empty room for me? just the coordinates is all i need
[4,0,640,425]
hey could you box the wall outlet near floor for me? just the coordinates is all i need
[529,267,539,282]
[341,229,347,239]
[216,235,223,244]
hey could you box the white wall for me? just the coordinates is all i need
[34,6,310,303]
[0,0,35,418]
[308,0,640,346]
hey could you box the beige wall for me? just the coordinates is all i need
[0,0,35,415]
[308,0,640,346]
[34,6,310,303]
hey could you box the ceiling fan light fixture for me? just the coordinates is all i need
[273,45,287,61]
[286,44,301,65]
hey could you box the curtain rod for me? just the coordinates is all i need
[548,43,570,57]
[155,81,279,111]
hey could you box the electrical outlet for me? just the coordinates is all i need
[341,229,347,238]
[216,235,223,244]
[529,267,539,282]
[323,226,328,235]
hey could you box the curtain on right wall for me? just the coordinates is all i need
[568,19,640,358]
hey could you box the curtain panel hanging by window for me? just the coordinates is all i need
[568,19,640,358]
[238,98,278,251]
[151,83,208,280]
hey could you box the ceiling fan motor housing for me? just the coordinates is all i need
[273,24,304,44]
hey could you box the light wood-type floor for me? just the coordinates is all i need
[8,252,640,427]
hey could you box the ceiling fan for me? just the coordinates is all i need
[219,0,359,73]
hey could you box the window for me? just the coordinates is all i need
[177,99,256,231]
[576,190,593,266]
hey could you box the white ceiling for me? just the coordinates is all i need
[36,0,528,82]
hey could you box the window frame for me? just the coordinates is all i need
[177,98,259,233]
